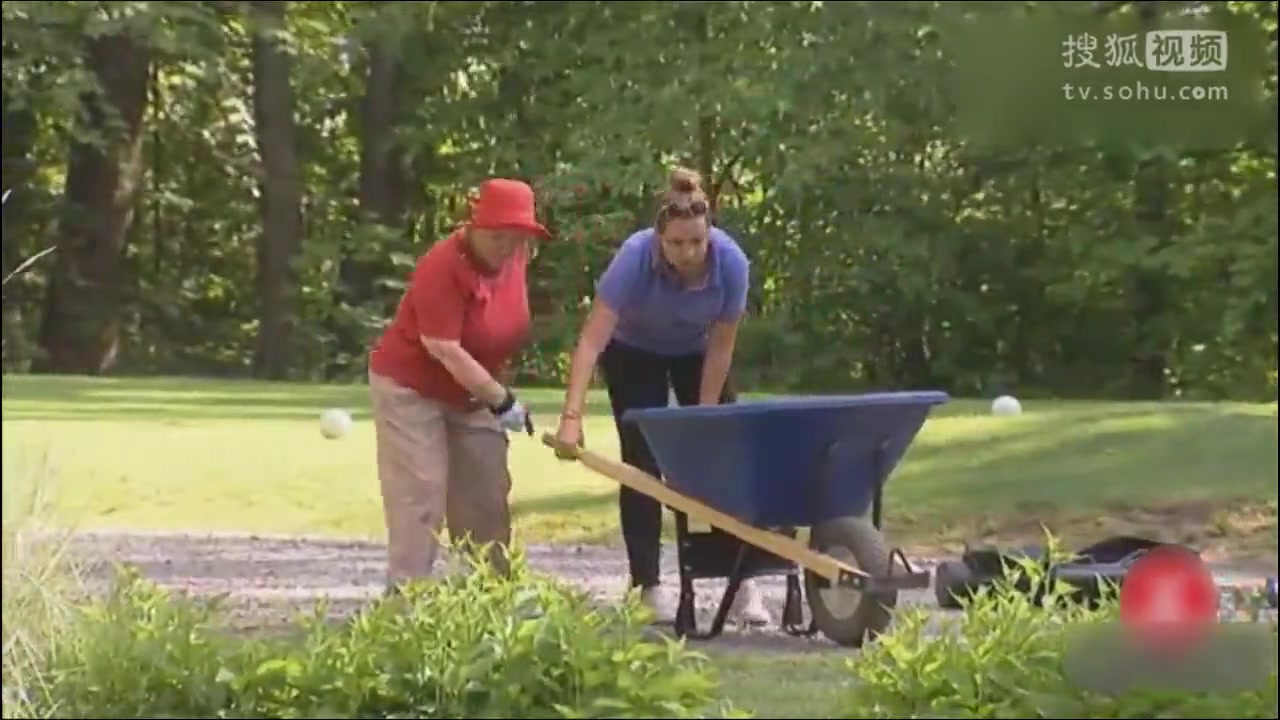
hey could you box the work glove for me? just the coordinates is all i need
[490,389,534,436]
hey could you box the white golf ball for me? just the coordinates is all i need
[992,395,1023,417]
[319,408,353,439]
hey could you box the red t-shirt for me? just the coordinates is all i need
[369,230,531,409]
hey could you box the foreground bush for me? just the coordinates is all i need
[842,539,1278,718]
[31,542,720,719]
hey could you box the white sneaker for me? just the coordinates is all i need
[730,580,770,626]
[637,586,676,624]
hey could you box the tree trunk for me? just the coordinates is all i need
[33,32,150,375]
[2,80,38,280]
[2,58,41,370]
[1129,157,1175,399]
[250,0,303,380]
[327,35,407,379]
[352,38,408,287]
[2,75,39,287]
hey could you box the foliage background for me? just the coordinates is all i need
[1,0,1276,402]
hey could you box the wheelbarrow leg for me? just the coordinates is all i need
[674,511,746,640]
[783,574,819,637]
[677,536,752,640]
[673,511,806,641]
[674,511,699,639]
[707,544,751,639]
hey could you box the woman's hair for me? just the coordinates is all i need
[655,166,710,231]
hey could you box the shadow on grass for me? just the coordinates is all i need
[1,375,614,422]
[5,375,1275,556]
[510,489,615,517]
[877,408,1277,554]
[887,406,1277,511]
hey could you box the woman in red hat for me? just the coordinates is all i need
[367,178,550,591]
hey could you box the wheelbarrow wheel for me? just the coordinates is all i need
[804,515,898,648]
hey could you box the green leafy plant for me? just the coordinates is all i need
[222,541,718,719]
[32,538,720,719]
[32,563,247,718]
[841,533,1278,718]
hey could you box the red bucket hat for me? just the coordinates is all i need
[469,178,551,240]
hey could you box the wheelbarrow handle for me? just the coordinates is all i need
[538,432,864,587]
[541,431,584,459]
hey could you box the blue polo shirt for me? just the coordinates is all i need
[595,226,750,357]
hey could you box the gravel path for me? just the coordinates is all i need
[64,529,943,654]
[64,530,1274,655]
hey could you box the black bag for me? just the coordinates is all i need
[934,535,1193,610]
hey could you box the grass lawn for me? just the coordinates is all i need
[710,652,855,717]
[2,374,1276,563]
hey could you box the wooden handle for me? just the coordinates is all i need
[542,431,581,458]
[541,433,859,583]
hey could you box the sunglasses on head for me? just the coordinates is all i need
[659,196,709,221]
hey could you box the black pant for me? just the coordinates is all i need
[599,339,736,589]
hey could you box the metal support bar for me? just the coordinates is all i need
[673,512,808,641]
[872,438,887,531]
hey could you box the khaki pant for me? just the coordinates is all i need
[368,370,513,585]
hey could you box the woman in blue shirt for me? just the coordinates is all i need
[553,167,767,626]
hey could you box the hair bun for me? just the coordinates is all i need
[669,167,703,194]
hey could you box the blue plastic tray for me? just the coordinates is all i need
[622,391,949,528]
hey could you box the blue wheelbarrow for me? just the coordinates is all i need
[542,390,949,647]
